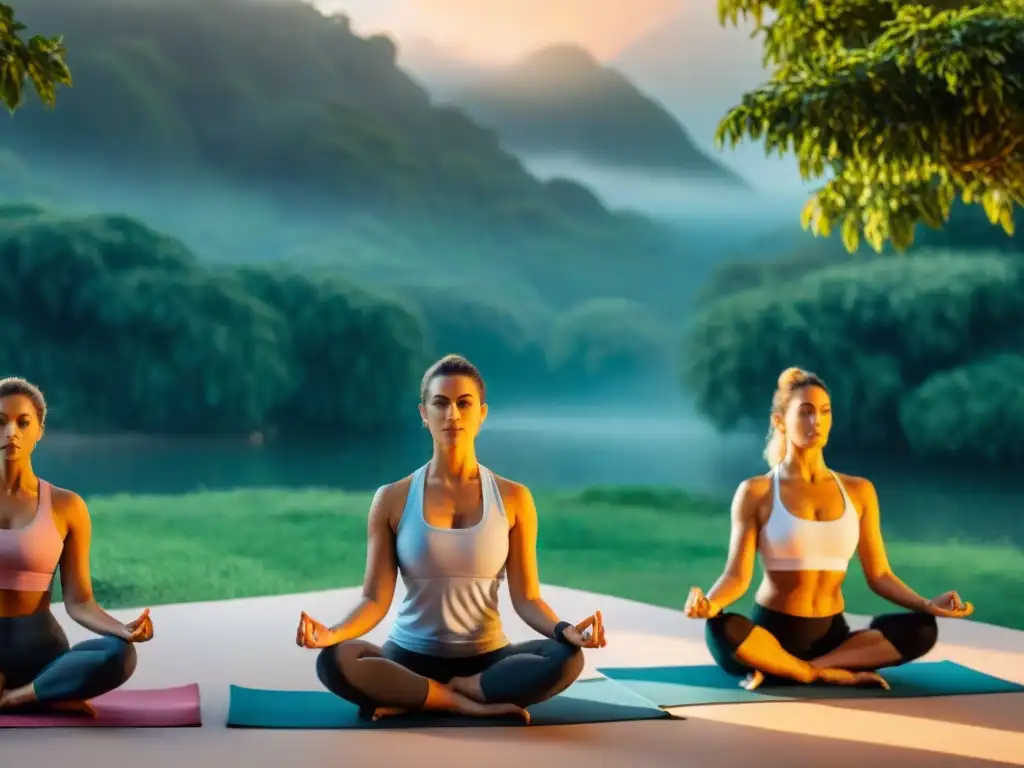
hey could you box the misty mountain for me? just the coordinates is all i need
[398,35,486,94]
[449,44,747,186]
[610,5,803,190]
[0,0,715,318]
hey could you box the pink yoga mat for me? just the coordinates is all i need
[0,684,201,728]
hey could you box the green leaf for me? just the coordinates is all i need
[0,4,72,112]
[841,213,861,253]
[713,0,1024,254]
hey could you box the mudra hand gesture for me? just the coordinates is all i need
[925,591,974,619]
[295,611,337,649]
[559,611,606,648]
[124,608,154,643]
[684,586,721,619]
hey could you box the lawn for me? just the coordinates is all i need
[68,486,1024,631]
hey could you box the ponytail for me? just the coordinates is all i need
[763,425,786,467]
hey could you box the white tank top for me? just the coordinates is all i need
[388,464,511,657]
[758,465,860,572]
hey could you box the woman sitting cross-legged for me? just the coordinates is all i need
[296,355,606,723]
[685,367,974,691]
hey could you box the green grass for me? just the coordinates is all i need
[64,486,1024,631]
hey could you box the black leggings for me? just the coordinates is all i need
[706,604,938,678]
[0,611,137,704]
[317,637,584,714]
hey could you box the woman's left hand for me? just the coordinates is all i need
[925,591,974,619]
[124,608,154,643]
[561,611,606,648]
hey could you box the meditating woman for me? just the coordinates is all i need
[296,354,606,723]
[685,367,973,690]
[0,378,153,715]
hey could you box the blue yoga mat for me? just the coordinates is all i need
[227,677,677,729]
[596,661,1024,707]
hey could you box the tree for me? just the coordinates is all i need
[0,4,71,112]
[681,252,1024,448]
[715,1,1024,253]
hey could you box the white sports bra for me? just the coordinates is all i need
[758,465,860,572]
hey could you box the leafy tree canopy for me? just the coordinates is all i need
[0,4,71,112]
[715,0,1024,253]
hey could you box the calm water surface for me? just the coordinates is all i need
[31,408,1024,548]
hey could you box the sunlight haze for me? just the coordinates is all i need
[314,0,683,62]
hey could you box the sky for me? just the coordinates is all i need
[314,0,683,63]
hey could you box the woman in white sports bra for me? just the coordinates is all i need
[684,367,974,690]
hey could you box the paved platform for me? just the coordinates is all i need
[5,585,1022,766]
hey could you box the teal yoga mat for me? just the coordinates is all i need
[595,661,1024,708]
[227,677,678,729]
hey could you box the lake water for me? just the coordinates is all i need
[31,407,1024,549]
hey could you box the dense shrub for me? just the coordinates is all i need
[900,355,1024,465]
[0,207,427,435]
[683,252,1024,451]
[548,298,674,390]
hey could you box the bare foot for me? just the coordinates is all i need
[464,699,529,723]
[45,700,98,718]
[371,705,412,722]
[373,693,530,725]
[740,670,765,691]
[0,684,35,711]
[817,668,890,689]
[447,674,485,702]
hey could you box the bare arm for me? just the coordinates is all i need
[854,479,930,612]
[59,493,134,640]
[326,485,400,643]
[704,479,762,614]
[505,483,566,639]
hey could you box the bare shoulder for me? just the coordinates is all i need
[49,484,88,517]
[491,473,534,526]
[731,475,773,522]
[492,473,533,504]
[835,472,878,508]
[47,485,89,533]
[737,475,773,505]
[372,475,414,532]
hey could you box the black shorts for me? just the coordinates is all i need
[705,603,938,678]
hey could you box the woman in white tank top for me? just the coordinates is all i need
[293,355,607,723]
[683,367,975,690]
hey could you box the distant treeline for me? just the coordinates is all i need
[0,205,674,435]
[697,203,1023,307]
[683,250,1024,464]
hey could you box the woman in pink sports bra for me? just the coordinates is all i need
[0,377,154,716]
[683,367,975,690]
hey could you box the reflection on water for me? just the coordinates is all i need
[30,411,1023,548]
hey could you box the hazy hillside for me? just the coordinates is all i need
[611,5,803,191]
[0,0,709,317]
[451,44,746,186]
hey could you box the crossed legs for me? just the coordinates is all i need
[706,605,938,688]
[0,612,137,714]
[316,637,584,721]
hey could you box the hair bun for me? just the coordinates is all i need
[778,367,806,388]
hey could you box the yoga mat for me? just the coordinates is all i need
[228,677,677,729]
[596,661,1024,708]
[0,684,202,728]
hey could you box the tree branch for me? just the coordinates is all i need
[953,134,1024,173]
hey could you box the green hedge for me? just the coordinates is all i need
[682,252,1024,455]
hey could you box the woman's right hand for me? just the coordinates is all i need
[295,611,338,649]
[684,587,721,619]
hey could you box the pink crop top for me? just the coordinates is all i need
[0,481,63,592]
